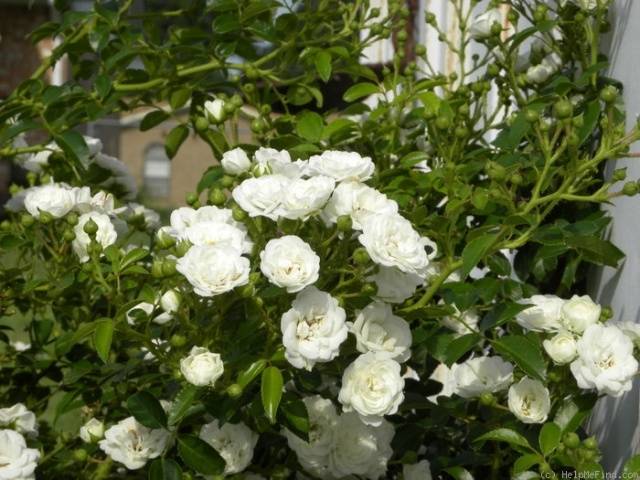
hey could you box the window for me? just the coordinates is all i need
[143,143,171,198]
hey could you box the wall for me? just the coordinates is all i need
[587,0,640,473]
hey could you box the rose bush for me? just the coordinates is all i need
[1,0,640,479]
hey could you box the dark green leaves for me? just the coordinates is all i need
[94,318,114,363]
[623,454,640,476]
[474,428,533,451]
[177,435,225,475]
[314,51,332,83]
[461,233,499,277]
[140,110,170,131]
[55,130,90,163]
[261,366,283,424]
[127,391,167,429]
[539,422,561,456]
[493,335,546,381]
[566,235,624,267]
[296,111,324,142]
[343,82,379,102]
[148,458,182,480]
[168,385,199,426]
[165,125,189,159]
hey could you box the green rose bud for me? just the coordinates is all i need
[186,192,199,206]
[232,205,247,222]
[622,181,639,196]
[151,260,164,278]
[226,384,243,398]
[600,305,613,321]
[353,247,370,265]
[435,116,451,130]
[361,283,377,297]
[563,432,580,449]
[600,85,618,104]
[524,109,539,123]
[415,44,426,56]
[72,449,88,462]
[63,229,76,242]
[194,116,209,133]
[161,259,177,276]
[208,188,226,206]
[336,215,352,233]
[0,220,10,231]
[175,240,192,257]
[220,175,234,188]
[479,392,495,406]
[238,283,255,298]
[250,117,266,134]
[612,168,627,182]
[38,211,54,224]
[170,334,187,348]
[83,218,99,236]
[156,229,176,249]
[66,212,79,226]
[231,94,243,108]
[553,99,573,119]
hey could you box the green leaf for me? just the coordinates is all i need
[623,454,640,476]
[513,454,542,474]
[127,391,167,429]
[168,385,199,426]
[197,166,224,193]
[165,125,189,159]
[342,82,379,102]
[177,435,225,475]
[140,110,170,131]
[539,422,561,456]
[212,13,240,34]
[55,130,90,163]
[94,319,114,363]
[281,398,310,442]
[493,113,530,150]
[461,233,499,277]
[94,75,111,98]
[444,466,476,480]
[577,101,601,145]
[444,333,480,366]
[474,428,533,451]
[493,335,546,381]
[314,50,332,83]
[261,366,284,424]
[296,111,324,142]
[566,235,624,267]
[237,359,267,389]
[169,88,191,111]
[400,151,429,168]
[480,302,532,332]
[148,458,182,480]
[120,247,149,271]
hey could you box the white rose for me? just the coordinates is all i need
[204,98,225,123]
[560,295,601,334]
[114,202,159,229]
[199,420,258,475]
[543,331,578,364]
[280,176,335,220]
[179,346,224,387]
[0,429,40,480]
[160,289,181,314]
[126,302,155,325]
[328,412,394,479]
[368,266,423,304]
[232,174,289,220]
[99,417,170,470]
[284,395,338,479]
[254,147,302,178]
[526,54,561,84]
[221,147,251,175]
[72,212,118,263]
[469,8,502,39]
[181,221,253,254]
[24,184,77,218]
[349,301,412,362]
[10,341,31,352]
[260,236,320,293]
[570,324,638,397]
[281,286,348,370]
[516,295,565,332]
[321,181,398,230]
[441,304,480,335]
[79,418,105,443]
[176,244,250,297]
[168,205,246,238]
[507,377,551,424]
[338,352,405,426]
[0,404,37,436]
[427,363,457,403]
[359,213,435,277]
[308,150,375,182]
[453,356,514,398]
[404,460,432,480]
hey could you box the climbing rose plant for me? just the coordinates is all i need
[1,0,640,479]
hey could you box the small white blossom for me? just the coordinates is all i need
[516,295,565,332]
[260,236,320,293]
[99,417,170,470]
[349,301,412,362]
[321,181,398,230]
[280,176,335,220]
[79,418,105,443]
[308,151,375,182]
[24,184,77,218]
[404,460,432,480]
[72,212,118,263]
[453,356,514,398]
[0,429,40,480]
[570,324,638,397]
[232,174,290,220]
[368,266,423,304]
[221,147,251,175]
[560,295,601,334]
[0,404,37,436]
[281,287,348,370]
[543,331,578,365]
[176,244,250,297]
[179,346,224,387]
[199,420,258,475]
[508,377,551,424]
[338,352,405,426]
[469,8,502,39]
[204,98,226,123]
